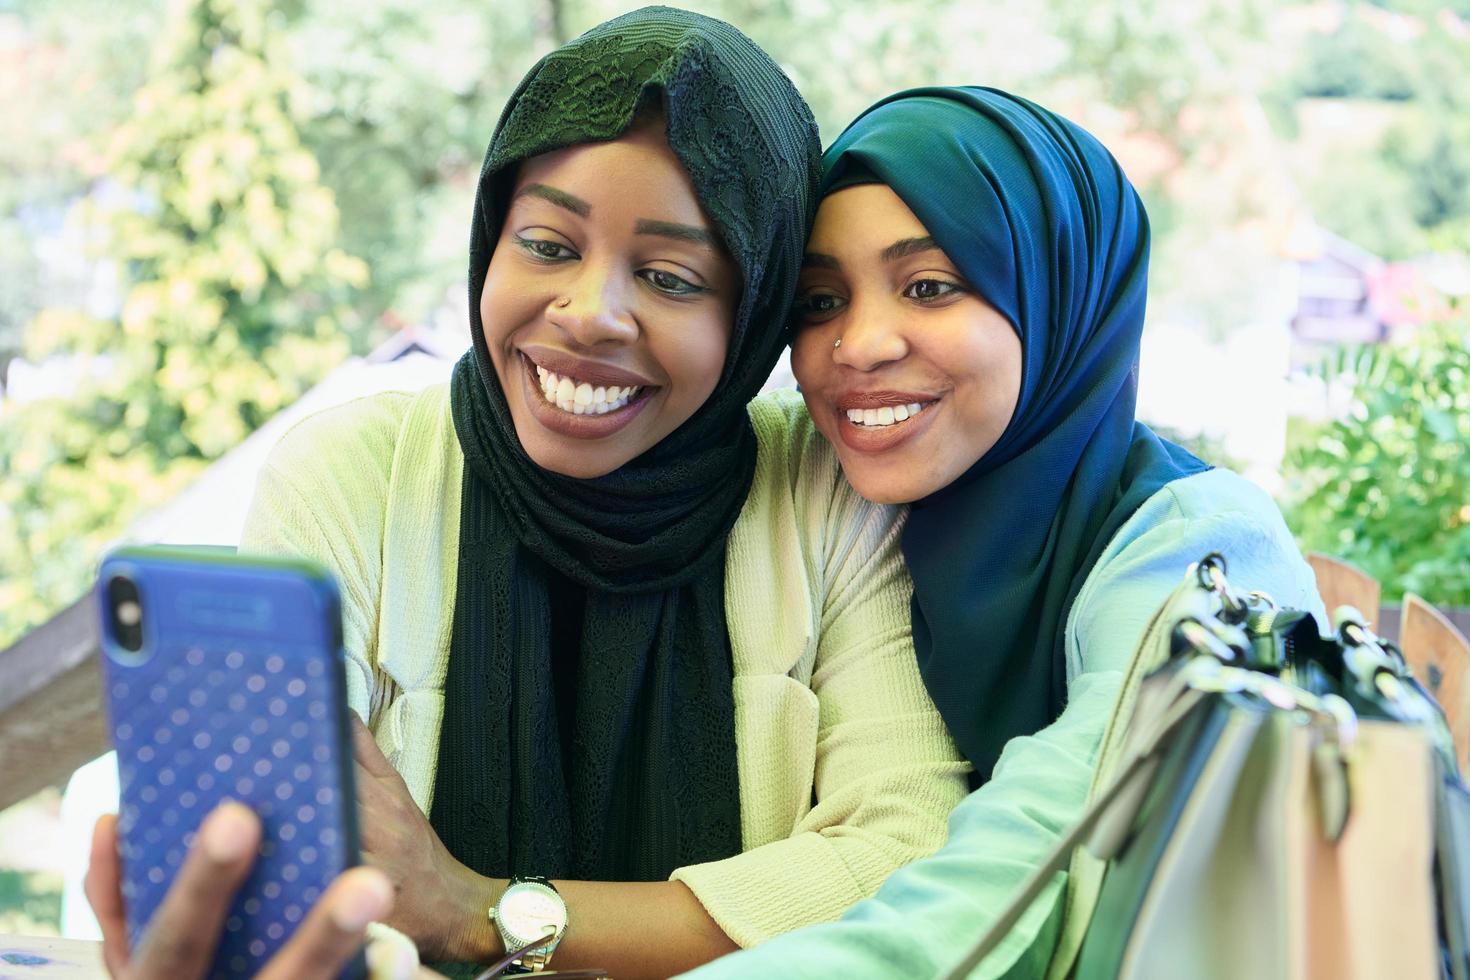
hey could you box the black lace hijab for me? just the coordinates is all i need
[431,7,821,885]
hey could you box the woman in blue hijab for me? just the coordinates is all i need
[685,87,1323,977]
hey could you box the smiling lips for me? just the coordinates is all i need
[535,364,644,415]
[518,350,657,439]
[845,402,931,428]
[831,391,940,452]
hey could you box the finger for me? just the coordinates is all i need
[84,814,131,977]
[364,917,422,980]
[351,715,399,780]
[130,801,261,977]
[255,866,395,980]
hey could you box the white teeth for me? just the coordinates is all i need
[847,401,932,428]
[534,365,643,416]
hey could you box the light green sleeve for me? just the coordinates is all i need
[683,470,1322,979]
[237,392,411,722]
[671,392,971,947]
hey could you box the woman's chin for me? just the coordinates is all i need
[517,430,629,479]
[509,408,634,479]
[838,457,933,506]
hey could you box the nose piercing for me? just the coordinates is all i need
[554,296,571,308]
[833,338,843,350]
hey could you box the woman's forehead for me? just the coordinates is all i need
[510,131,703,219]
[807,184,936,259]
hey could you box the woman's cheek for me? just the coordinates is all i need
[789,328,827,387]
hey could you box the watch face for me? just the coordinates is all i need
[502,885,566,946]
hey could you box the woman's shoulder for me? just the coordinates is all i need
[1068,467,1322,672]
[738,387,907,586]
[745,388,846,500]
[746,387,820,455]
[1097,467,1305,581]
[1154,466,1289,526]
[261,385,452,489]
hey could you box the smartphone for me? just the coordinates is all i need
[96,545,363,978]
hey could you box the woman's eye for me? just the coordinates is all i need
[904,278,961,302]
[638,269,705,296]
[512,234,577,262]
[794,292,845,319]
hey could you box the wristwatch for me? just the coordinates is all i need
[489,875,567,973]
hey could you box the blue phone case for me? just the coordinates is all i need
[97,546,363,979]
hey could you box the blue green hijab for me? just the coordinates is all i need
[821,87,1209,785]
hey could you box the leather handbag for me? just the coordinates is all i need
[942,553,1468,980]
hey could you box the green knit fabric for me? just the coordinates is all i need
[430,2,820,907]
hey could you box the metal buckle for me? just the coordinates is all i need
[1195,552,1249,624]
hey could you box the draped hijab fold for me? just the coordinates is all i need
[431,6,820,884]
[821,88,1209,785]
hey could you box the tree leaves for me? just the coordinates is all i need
[1284,311,1470,606]
[0,0,358,649]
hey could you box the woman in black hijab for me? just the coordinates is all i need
[229,8,967,978]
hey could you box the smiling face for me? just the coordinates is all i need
[791,183,1024,504]
[479,117,740,479]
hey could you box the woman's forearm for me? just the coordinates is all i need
[442,865,739,979]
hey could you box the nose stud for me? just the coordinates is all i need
[553,296,571,308]
[833,338,843,350]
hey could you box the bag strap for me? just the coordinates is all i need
[938,682,1211,979]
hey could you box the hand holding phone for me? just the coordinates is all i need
[97,546,366,978]
[84,802,404,979]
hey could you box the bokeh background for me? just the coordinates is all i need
[2,0,1468,933]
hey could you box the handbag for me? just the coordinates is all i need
[941,553,1470,980]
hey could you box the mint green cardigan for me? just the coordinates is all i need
[684,466,1323,979]
[239,385,970,950]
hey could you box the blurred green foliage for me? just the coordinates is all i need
[0,0,164,376]
[1283,306,1470,606]
[0,871,62,936]
[1294,13,1417,101]
[1283,3,1470,258]
[0,0,361,646]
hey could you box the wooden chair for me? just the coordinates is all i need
[1305,552,1382,628]
[1401,593,1470,772]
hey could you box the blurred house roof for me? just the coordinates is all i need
[125,321,465,548]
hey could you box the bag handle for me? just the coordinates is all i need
[937,677,1211,979]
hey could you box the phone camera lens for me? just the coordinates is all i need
[107,575,145,653]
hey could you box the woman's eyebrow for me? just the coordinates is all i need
[635,218,717,249]
[801,237,940,270]
[882,236,941,262]
[513,183,591,217]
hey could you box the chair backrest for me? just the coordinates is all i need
[1400,592,1470,774]
[1305,553,1382,628]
